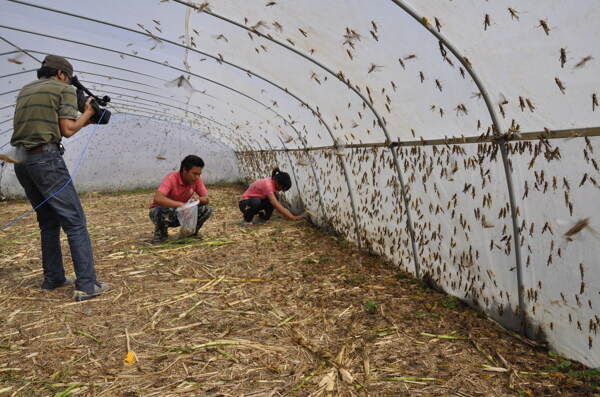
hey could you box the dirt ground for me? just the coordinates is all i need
[0,185,598,396]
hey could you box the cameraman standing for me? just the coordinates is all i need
[10,55,109,301]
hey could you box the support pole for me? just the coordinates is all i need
[391,0,525,333]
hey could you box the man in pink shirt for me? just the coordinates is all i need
[149,155,212,243]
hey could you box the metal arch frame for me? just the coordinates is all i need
[0,66,36,79]
[0,88,239,149]
[93,99,227,129]
[390,0,525,332]
[0,88,20,97]
[269,137,303,205]
[1,91,266,158]
[0,57,240,151]
[266,119,327,221]
[270,135,320,219]
[0,99,239,151]
[2,25,328,158]
[0,77,235,129]
[0,40,301,153]
[258,109,328,221]
[174,0,419,273]
[3,2,329,151]
[283,143,327,222]
[98,87,276,148]
[5,0,366,247]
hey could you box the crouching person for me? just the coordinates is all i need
[238,167,306,226]
[149,155,213,244]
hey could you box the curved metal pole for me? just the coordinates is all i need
[273,134,327,220]
[390,0,525,332]
[0,48,251,151]
[104,88,295,153]
[266,115,327,222]
[5,0,366,248]
[238,119,328,225]
[266,138,304,210]
[0,45,296,153]
[3,4,333,151]
[0,86,243,153]
[1,26,305,154]
[338,153,362,248]
[175,0,417,272]
[272,135,329,227]
[90,89,230,127]
[0,31,278,122]
[3,2,365,247]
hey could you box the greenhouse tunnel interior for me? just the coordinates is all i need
[1,0,599,368]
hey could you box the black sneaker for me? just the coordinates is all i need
[40,276,74,291]
[73,282,110,302]
[151,236,167,245]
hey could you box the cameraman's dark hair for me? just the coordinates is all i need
[271,167,292,191]
[180,155,205,173]
[37,66,59,79]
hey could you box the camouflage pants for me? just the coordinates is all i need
[149,204,213,240]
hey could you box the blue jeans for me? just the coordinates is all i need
[14,151,97,293]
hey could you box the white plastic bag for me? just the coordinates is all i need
[176,199,199,237]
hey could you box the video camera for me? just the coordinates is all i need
[70,76,111,124]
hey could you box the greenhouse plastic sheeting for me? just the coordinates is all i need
[1,0,599,367]
[0,114,239,196]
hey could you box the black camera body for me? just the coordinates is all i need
[71,76,111,125]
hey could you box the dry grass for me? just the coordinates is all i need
[0,185,598,396]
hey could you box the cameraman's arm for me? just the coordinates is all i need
[59,97,95,138]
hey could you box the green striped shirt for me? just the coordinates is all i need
[11,78,79,149]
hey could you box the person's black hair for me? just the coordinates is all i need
[37,66,59,79]
[271,167,292,191]
[180,155,205,173]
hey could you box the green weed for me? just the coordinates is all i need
[363,300,378,314]
[441,295,458,309]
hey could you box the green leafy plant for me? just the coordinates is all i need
[547,360,572,371]
[441,295,458,309]
[363,300,378,314]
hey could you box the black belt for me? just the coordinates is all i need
[26,143,63,155]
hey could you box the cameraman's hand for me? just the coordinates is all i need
[83,97,94,114]
[82,98,96,125]
[60,97,95,137]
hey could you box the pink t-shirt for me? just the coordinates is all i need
[150,171,208,208]
[240,178,276,201]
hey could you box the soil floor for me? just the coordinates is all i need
[0,185,598,396]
